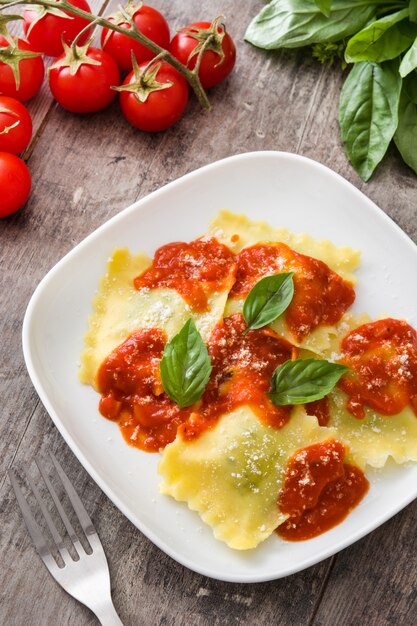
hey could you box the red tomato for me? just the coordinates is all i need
[0,96,32,154]
[23,0,92,57]
[0,36,44,102]
[49,47,120,113]
[0,152,31,217]
[170,21,236,88]
[118,61,188,132]
[101,4,170,73]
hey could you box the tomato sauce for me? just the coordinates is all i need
[180,314,297,439]
[97,329,192,452]
[133,236,237,312]
[277,440,369,541]
[230,243,355,341]
[339,318,417,418]
[97,313,298,451]
[90,232,417,544]
[305,396,330,427]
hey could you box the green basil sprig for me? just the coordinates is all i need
[400,36,417,76]
[345,9,416,64]
[244,0,417,180]
[245,0,377,50]
[269,358,348,405]
[394,76,417,174]
[314,0,332,18]
[410,0,417,24]
[160,319,212,408]
[339,59,402,181]
[243,272,294,333]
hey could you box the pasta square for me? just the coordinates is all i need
[159,407,338,549]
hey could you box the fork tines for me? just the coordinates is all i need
[8,452,99,567]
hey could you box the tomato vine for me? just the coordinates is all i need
[0,0,216,110]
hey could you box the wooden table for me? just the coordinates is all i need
[1,1,416,624]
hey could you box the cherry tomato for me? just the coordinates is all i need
[118,61,188,132]
[0,152,31,218]
[49,47,120,113]
[23,0,92,57]
[170,21,236,89]
[0,96,32,155]
[101,4,170,73]
[0,36,44,102]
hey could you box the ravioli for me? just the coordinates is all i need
[226,287,351,356]
[210,210,360,283]
[80,210,417,550]
[327,389,417,468]
[159,406,338,550]
[322,315,417,468]
[80,247,233,387]
[80,248,150,386]
[217,211,359,352]
[319,312,372,362]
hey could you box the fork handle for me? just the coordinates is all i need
[91,599,125,626]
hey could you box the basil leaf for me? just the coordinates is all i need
[410,0,417,24]
[160,319,212,408]
[394,79,417,174]
[402,69,417,102]
[269,358,348,405]
[400,36,417,76]
[243,273,294,332]
[245,0,378,50]
[339,59,402,181]
[314,0,332,18]
[345,10,416,63]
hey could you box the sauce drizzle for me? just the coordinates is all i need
[97,328,191,452]
[96,314,298,451]
[180,313,297,440]
[339,318,417,418]
[134,236,237,312]
[230,243,355,341]
[305,396,331,427]
[277,440,369,541]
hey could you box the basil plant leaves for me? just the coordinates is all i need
[270,358,348,405]
[243,272,294,333]
[244,0,417,179]
[160,319,212,408]
[160,279,347,411]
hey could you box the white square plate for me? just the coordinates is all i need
[23,151,417,583]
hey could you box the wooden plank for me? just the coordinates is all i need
[295,62,417,236]
[311,503,417,626]
[1,1,416,624]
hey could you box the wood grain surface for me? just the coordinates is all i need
[1,1,416,625]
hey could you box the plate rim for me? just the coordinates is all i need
[22,150,417,583]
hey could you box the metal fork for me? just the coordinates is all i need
[8,452,124,626]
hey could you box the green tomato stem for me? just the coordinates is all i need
[71,16,99,53]
[0,0,25,9]
[141,50,168,76]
